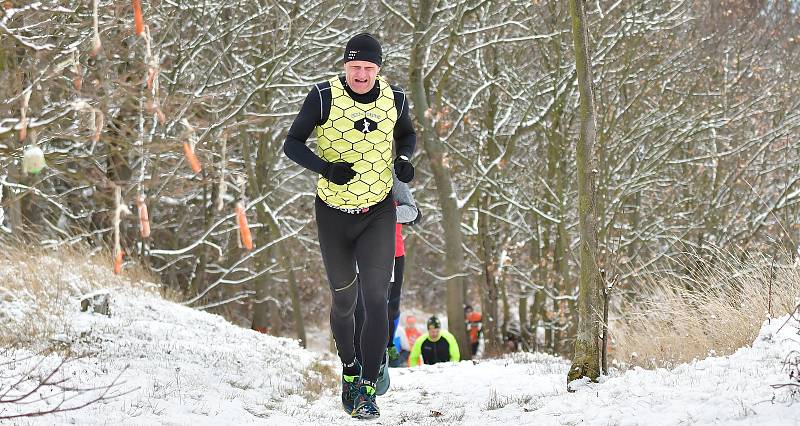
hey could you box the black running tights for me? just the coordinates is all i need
[315,196,395,382]
[354,255,405,364]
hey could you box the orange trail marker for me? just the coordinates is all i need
[18,120,27,142]
[235,202,254,251]
[182,142,201,173]
[113,250,124,274]
[137,196,151,238]
[132,0,144,37]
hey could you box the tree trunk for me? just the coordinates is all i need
[553,203,569,354]
[529,214,547,352]
[284,246,307,348]
[246,128,275,335]
[519,295,529,350]
[545,87,569,355]
[567,0,603,386]
[188,178,209,297]
[6,161,24,238]
[532,289,546,352]
[410,0,469,359]
[251,267,273,333]
[4,41,25,239]
[499,275,510,344]
[478,195,500,354]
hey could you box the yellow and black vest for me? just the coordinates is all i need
[315,76,396,209]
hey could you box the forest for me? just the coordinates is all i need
[2,0,799,371]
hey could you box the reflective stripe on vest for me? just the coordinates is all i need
[315,76,396,209]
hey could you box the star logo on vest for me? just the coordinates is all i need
[355,117,377,134]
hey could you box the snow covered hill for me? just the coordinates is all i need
[2,282,798,425]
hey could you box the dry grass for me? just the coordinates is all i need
[483,388,533,410]
[612,251,800,369]
[0,243,159,347]
[297,359,339,401]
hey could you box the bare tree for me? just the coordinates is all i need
[4,0,800,354]
[0,350,130,420]
[566,0,602,386]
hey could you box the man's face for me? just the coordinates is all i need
[345,60,380,94]
[428,326,440,340]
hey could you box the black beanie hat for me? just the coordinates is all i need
[344,33,382,66]
[427,316,441,329]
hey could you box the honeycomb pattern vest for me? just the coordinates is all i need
[315,76,396,209]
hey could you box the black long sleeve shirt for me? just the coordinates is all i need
[283,76,416,175]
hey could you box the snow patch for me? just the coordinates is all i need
[1,276,797,425]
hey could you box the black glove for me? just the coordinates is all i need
[323,161,356,185]
[410,208,422,225]
[394,156,414,183]
[403,207,422,226]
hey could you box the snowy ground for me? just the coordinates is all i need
[1,284,799,425]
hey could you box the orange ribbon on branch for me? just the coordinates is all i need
[132,0,144,37]
[235,202,254,251]
[113,249,124,275]
[137,195,151,238]
[182,142,201,174]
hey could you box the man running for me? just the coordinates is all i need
[283,33,415,419]
[409,316,460,366]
